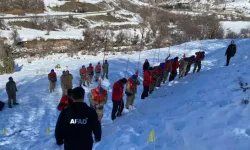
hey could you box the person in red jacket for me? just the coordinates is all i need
[111,78,127,120]
[95,62,102,82]
[162,60,172,84]
[57,89,73,111]
[48,69,57,93]
[141,68,151,99]
[169,57,179,82]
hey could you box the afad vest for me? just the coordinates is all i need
[96,65,101,71]
[128,78,136,91]
[80,68,87,75]
[91,89,107,102]
[87,66,94,73]
[196,52,205,61]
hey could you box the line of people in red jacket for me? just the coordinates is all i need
[57,52,205,122]
[141,51,205,100]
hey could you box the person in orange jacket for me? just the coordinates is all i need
[141,68,151,99]
[89,84,108,123]
[95,62,102,82]
[125,74,140,109]
[48,69,57,93]
[193,51,205,73]
[87,63,94,84]
[79,65,89,87]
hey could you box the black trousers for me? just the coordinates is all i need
[141,86,149,99]
[226,55,232,66]
[193,61,201,73]
[185,64,191,76]
[169,70,177,82]
[111,100,124,120]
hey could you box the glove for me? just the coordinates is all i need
[56,140,63,146]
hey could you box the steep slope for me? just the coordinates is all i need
[0,38,250,150]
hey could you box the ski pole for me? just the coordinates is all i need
[125,58,129,78]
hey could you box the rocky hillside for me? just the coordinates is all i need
[0,0,249,59]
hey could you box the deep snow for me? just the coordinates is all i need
[0,39,250,150]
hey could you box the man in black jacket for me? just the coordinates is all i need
[225,40,237,66]
[55,87,101,150]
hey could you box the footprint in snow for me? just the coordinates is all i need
[245,128,250,137]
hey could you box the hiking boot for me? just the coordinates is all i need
[9,105,12,108]
[13,102,19,105]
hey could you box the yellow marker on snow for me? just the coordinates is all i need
[46,127,50,135]
[147,129,155,142]
[147,129,156,150]
[2,129,7,135]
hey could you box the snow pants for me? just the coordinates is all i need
[95,72,101,82]
[193,61,201,73]
[179,66,187,78]
[111,100,124,120]
[226,55,232,66]
[169,70,177,82]
[80,75,89,86]
[185,63,192,76]
[8,93,16,106]
[149,81,155,94]
[162,71,170,84]
[61,84,72,96]
[102,69,108,79]
[96,108,104,123]
[156,74,163,87]
[141,86,149,99]
[88,74,93,84]
[50,81,56,93]
[126,94,135,109]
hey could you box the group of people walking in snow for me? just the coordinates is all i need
[2,40,237,150]
[48,60,109,95]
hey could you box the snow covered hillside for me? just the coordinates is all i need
[0,38,250,150]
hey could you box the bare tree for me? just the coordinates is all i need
[239,28,250,38]
[10,29,21,45]
[0,39,15,74]
[116,30,126,45]
[44,16,54,35]
[225,30,239,38]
